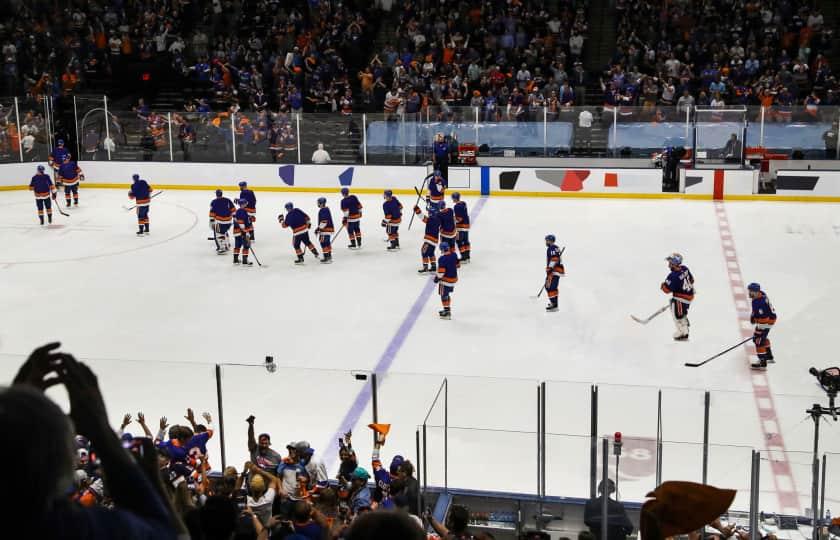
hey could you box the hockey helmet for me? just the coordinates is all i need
[438,200,446,208]
[666,253,683,266]
[747,282,761,292]
[451,192,461,201]
[37,165,45,172]
[132,174,140,181]
[440,241,451,252]
[317,197,326,206]
[238,180,247,188]
[215,189,223,197]
[434,169,442,176]
[57,139,64,146]
[284,202,294,211]
[545,234,556,242]
[383,189,393,198]
[340,187,349,196]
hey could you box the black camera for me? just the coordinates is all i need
[809,367,840,395]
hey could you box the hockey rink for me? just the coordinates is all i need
[1,188,839,515]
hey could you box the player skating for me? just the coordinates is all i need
[57,155,84,207]
[661,253,694,341]
[434,241,460,319]
[238,181,257,242]
[748,282,776,370]
[209,189,236,254]
[233,198,254,266]
[382,190,403,251]
[428,169,446,203]
[437,200,458,258]
[340,187,363,249]
[452,192,470,263]
[128,174,152,236]
[414,202,440,274]
[278,202,319,265]
[29,165,56,226]
[315,197,334,264]
[544,235,565,312]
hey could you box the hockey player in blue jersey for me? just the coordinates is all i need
[48,139,70,172]
[437,200,458,257]
[382,190,403,252]
[748,282,777,369]
[661,253,695,341]
[209,189,236,254]
[128,174,153,235]
[233,199,254,266]
[544,235,565,312]
[434,241,460,319]
[340,187,363,249]
[428,170,446,203]
[315,197,334,264]
[58,155,84,207]
[414,202,440,274]
[29,165,56,225]
[452,192,470,262]
[238,181,257,241]
[279,202,319,264]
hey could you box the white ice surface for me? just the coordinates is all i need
[1,189,838,513]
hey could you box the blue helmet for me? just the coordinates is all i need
[284,202,294,211]
[384,189,393,198]
[666,253,683,266]
[545,234,555,242]
[451,192,461,201]
[434,169,441,176]
[215,189,223,197]
[37,165,45,172]
[440,241,450,252]
[238,180,247,188]
[747,282,761,292]
[438,200,446,208]
[57,139,64,146]
[340,187,349,196]
[317,197,327,206]
[132,174,140,181]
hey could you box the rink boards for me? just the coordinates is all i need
[3,161,840,201]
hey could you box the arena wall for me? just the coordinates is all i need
[1,162,839,201]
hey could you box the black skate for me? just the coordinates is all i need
[233,255,240,265]
[750,358,767,370]
[295,255,305,265]
[418,266,429,274]
[136,229,144,236]
[241,257,254,266]
[348,240,357,249]
[387,241,400,252]
[321,254,332,264]
[546,303,558,312]
[430,263,437,272]
[439,309,451,320]
[766,348,775,364]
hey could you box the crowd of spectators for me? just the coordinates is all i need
[605,0,838,122]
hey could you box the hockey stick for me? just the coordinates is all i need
[51,196,70,217]
[332,223,345,243]
[630,304,669,325]
[123,190,164,211]
[685,337,753,368]
[407,174,433,230]
[246,241,264,267]
[533,247,565,298]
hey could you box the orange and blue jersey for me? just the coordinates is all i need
[751,292,777,328]
[418,209,440,244]
[234,208,253,234]
[282,208,311,235]
[58,161,81,185]
[29,173,55,198]
[157,430,213,464]
[437,252,459,285]
[662,265,695,303]
[341,195,363,221]
[383,198,403,224]
[49,146,70,168]
[454,201,470,230]
[546,245,565,277]
[318,207,335,232]
[438,207,456,237]
[239,188,257,214]
[429,177,445,202]
[129,180,152,206]
[210,197,236,223]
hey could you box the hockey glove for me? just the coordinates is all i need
[413,205,421,214]
[433,277,440,283]
[342,217,348,226]
[79,175,85,181]
[381,219,387,227]
[315,228,321,235]
[277,214,284,223]
[51,193,57,200]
